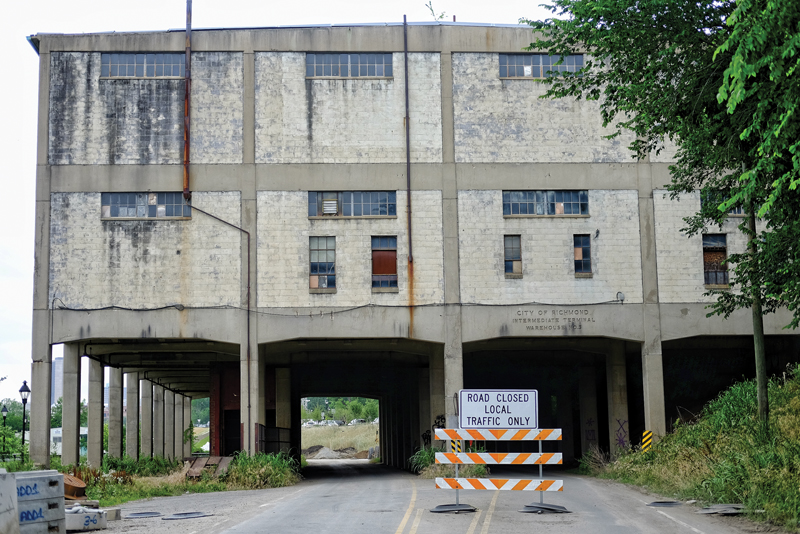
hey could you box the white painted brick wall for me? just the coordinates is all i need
[254,53,442,163]
[257,191,444,307]
[653,190,750,303]
[49,192,242,308]
[48,52,242,165]
[452,53,637,163]
[458,190,643,305]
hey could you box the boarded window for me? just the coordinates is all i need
[703,234,729,285]
[310,237,336,289]
[504,235,522,276]
[574,234,591,274]
[372,236,398,288]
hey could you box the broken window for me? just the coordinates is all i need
[101,192,191,219]
[100,54,185,78]
[308,192,397,217]
[703,234,729,285]
[310,237,336,290]
[574,234,591,274]
[504,235,522,278]
[371,236,398,289]
[499,54,583,78]
[503,190,588,216]
[306,53,393,78]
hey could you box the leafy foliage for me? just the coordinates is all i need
[191,397,209,425]
[50,397,89,429]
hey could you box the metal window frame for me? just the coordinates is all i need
[100,53,185,79]
[305,53,394,79]
[503,190,589,217]
[101,191,191,219]
[499,53,584,79]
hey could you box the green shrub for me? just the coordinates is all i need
[102,455,182,477]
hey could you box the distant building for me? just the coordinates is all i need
[50,356,63,405]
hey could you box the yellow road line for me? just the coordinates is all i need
[408,509,424,534]
[480,491,500,534]
[466,510,484,534]
[394,480,417,534]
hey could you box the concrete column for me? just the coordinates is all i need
[87,359,104,468]
[429,349,445,433]
[638,163,667,437]
[153,385,164,457]
[444,311,463,429]
[30,47,53,468]
[140,380,153,458]
[125,373,139,460]
[183,397,192,457]
[578,367,599,455]
[107,368,123,458]
[276,368,291,428]
[164,390,175,460]
[418,368,430,446]
[61,343,82,466]
[174,395,184,460]
[607,341,630,456]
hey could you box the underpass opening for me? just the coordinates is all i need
[300,396,380,461]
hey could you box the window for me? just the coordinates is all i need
[703,234,728,285]
[372,237,398,289]
[308,192,397,217]
[499,54,583,78]
[310,237,336,290]
[306,54,393,78]
[700,192,745,216]
[100,54,185,78]
[101,192,191,219]
[574,235,591,275]
[504,235,522,278]
[503,191,588,216]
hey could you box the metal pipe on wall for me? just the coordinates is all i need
[403,15,413,263]
[183,0,192,201]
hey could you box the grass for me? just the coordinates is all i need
[586,364,800,531]
[409,445,488,478]
[302,423,379,452]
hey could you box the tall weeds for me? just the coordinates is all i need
[225,451,301,489]
[595,364,800,530]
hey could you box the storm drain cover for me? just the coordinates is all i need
[519,504,571,514]
[647,501,682,507]
[697,504,744,515]
[124,512,162,519]
[163,512,213,520]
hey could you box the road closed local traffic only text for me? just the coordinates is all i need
[459,389,538,429]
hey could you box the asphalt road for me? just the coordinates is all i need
[108,459,780,534]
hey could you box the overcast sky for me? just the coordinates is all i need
[0,0,551,404]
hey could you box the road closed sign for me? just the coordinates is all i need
[459,389,538,429]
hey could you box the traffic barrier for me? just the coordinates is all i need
[435,428,562,441]
[450,440,462,454]
[432,428,566,514]
[435,452,562,465]
[435,478,564,491]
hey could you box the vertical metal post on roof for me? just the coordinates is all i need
[183,0,192,201]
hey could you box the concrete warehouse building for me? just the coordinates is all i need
[26,21,799,468]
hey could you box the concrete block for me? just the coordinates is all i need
[14,472,64,503]
[0,470,20,534]
[65,508,107,531]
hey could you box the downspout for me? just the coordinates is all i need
[404,16,415,338]
[183,0,192,201]
[189,205,252,452]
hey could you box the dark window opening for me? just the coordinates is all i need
[504,235,522,276]
[703,234,728,285]
[503,190,588,216]
[574,234,592,274]
[310,236,336,289]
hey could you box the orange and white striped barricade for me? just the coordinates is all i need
[433,428,567,514]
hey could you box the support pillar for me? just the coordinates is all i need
[107,368,123,458]
[183,396,192,458]
[557,381,575,466]
[174,394,184,460]
[29,345,52,466]
[607,341,630,456]
[443,309,463,429]
[87,359,103,468]
[125,372,139,460]
[153,385,164,457]
[141,380,153,458]
[579,366,599,455]
[429,349,445,432]
[61,343,81,466]
[164,390,174,460]
[418,368,430,446]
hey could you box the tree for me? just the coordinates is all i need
[523,0,791,423]
[191,397,209,425]
[363,399,379,421]
[0,399,24,432]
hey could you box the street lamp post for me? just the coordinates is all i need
[19,381,30,463]
[1,405,7,461]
